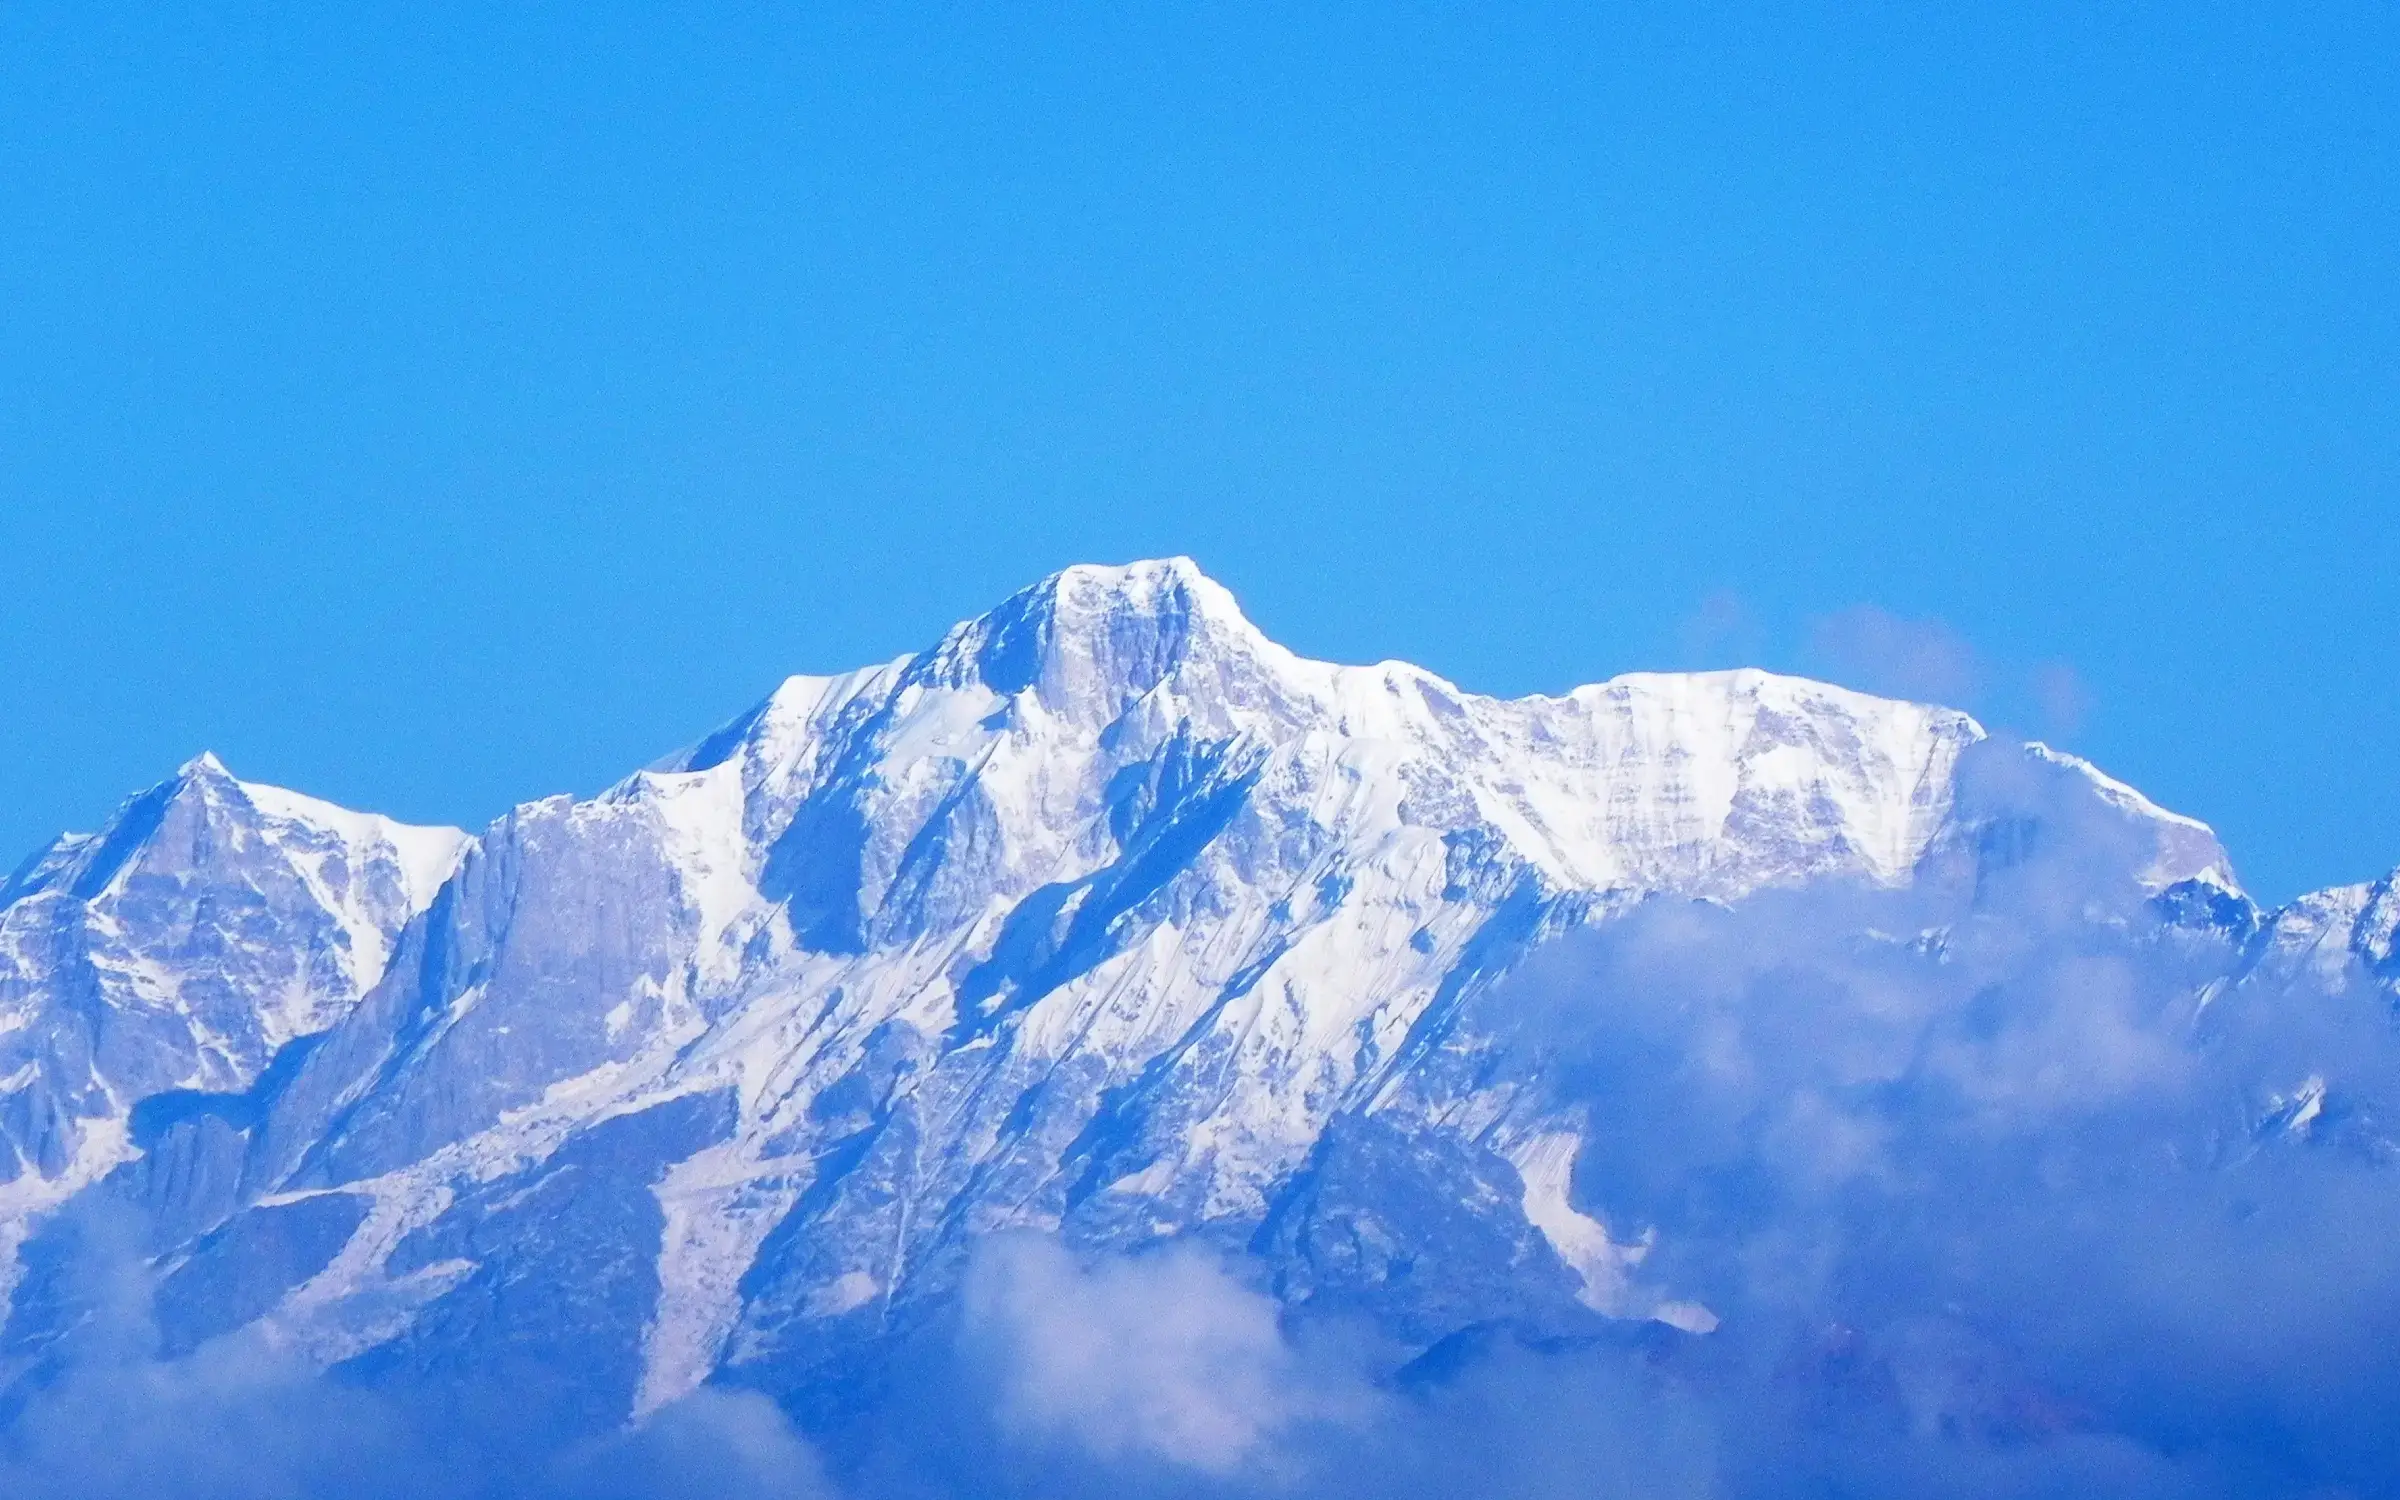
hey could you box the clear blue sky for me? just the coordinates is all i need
[1,5,2392,902]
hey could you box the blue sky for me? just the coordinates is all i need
[0,4,2391,902]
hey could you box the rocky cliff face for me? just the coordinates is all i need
[2,559,2332,1430]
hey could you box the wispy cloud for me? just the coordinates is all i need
[2028,659,2093,739]
[1677,588,1760,667]
[1806,604,1983,706]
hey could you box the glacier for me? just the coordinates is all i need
[2,558,2395,1496]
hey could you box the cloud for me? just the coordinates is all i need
[961,1234,1375,1480]
[1677,589,1758,666]
[0,1325,444,1500]
[1803,606,2100,745]
[1806,604,1982,706]
[0,1209,836,1500]
[555,1388,837,1500]
[2026,660,2093,739]
[1453,760,2400,1495]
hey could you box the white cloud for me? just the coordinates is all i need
[1807,604,1982,706]
[963,1234,1373,1478]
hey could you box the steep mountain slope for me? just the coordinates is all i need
[0,755,463,1295]
[0,560,2276,1427]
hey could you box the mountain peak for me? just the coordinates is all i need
[1047,554,1217,597]
[178,749,235,781]
[1017,556,1259,645]
[927,555,1271,707]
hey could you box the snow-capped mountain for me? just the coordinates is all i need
[0,559,2365,1433]
[0,754,462,1280]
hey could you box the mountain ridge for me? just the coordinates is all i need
[0,557,2371,1443]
